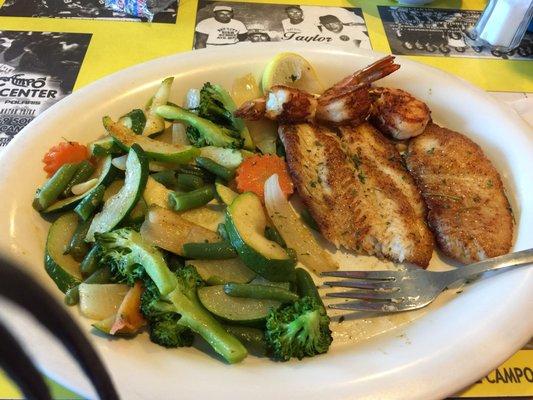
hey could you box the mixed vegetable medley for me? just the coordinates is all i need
[33,61,337,363]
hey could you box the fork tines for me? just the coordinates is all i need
[326,290,396,301]
[322,269,404,312]
[328,300,400,312]
[322,279,399,291]
[321,270,400,280]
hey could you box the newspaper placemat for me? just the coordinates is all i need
[0,30,91,148]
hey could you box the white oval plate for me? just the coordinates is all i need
[0,43,531,400]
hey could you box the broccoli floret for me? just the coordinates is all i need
[265,297,332,361]
[97,228,247,363]
[149,314,194,348]
[140,279,194,348]
[97,229,176,294]
[165,264,249,362]
[186,125,208,147]
[198,82,235,128]
[197,82,253,150]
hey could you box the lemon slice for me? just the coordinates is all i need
[261,52,324,94]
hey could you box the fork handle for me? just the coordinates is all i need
[444,248,533,284]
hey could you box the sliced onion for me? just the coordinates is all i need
[185,88,200,111]
[264,174,338,274]
[172,122,190,146]
[140,206,220,256]
[71,178,98,195]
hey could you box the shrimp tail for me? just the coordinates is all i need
[324,55,400,97]
[234,98,266,120]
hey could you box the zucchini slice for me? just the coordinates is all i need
[112,154,178,172]
[143,176,171,208]
[104,116,199,164]
[43,156,116,214]
[185,258,256,285]
[86,145,149,242]
[102,179,123,202]
[225,192,296,282]
[119,109,146,135]
[215,181,238,205]
[106,179,147,223]
[88,136,123,157]
[44,213,82,293]
[199,146,243,169]
[198,285,281,324]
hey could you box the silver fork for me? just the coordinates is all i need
[321,248,533,313]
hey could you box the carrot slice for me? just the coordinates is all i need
[235,154,293,200]
[42,141,89,177]
[110,281,146,335]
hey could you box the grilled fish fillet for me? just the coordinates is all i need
[405,123,513,263]
[279,122,434,267]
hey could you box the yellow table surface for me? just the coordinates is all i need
[0,0,531,398]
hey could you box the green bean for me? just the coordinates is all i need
[224,283,299,303]
[33,163,80,211]
[206,276,225,286]
[80,245,102,278]
[64,287,80,306]
[264,226,286,248]
[182,241,237,259]
[65,218,91,262]
[74,184,105,221]
[249,276,291,291]
[151,170,177,188]
[300,208,319,231]
[179,164,214,181]
[61,160,95,198]
[295,268,324,308]
[195,156,235,181]
[168,186,214,211]
[176,173,204,191]
[64,266,112,306]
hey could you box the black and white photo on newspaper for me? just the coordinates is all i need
[0,31,91,147]
[193,1,370,50]
[0,0,178,23]
[379,6,532,60]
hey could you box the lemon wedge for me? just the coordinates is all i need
[261,52,324,94]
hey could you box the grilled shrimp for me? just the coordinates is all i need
[235,86,318,124]
[369,87,431,140]
[235,55,400,125]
